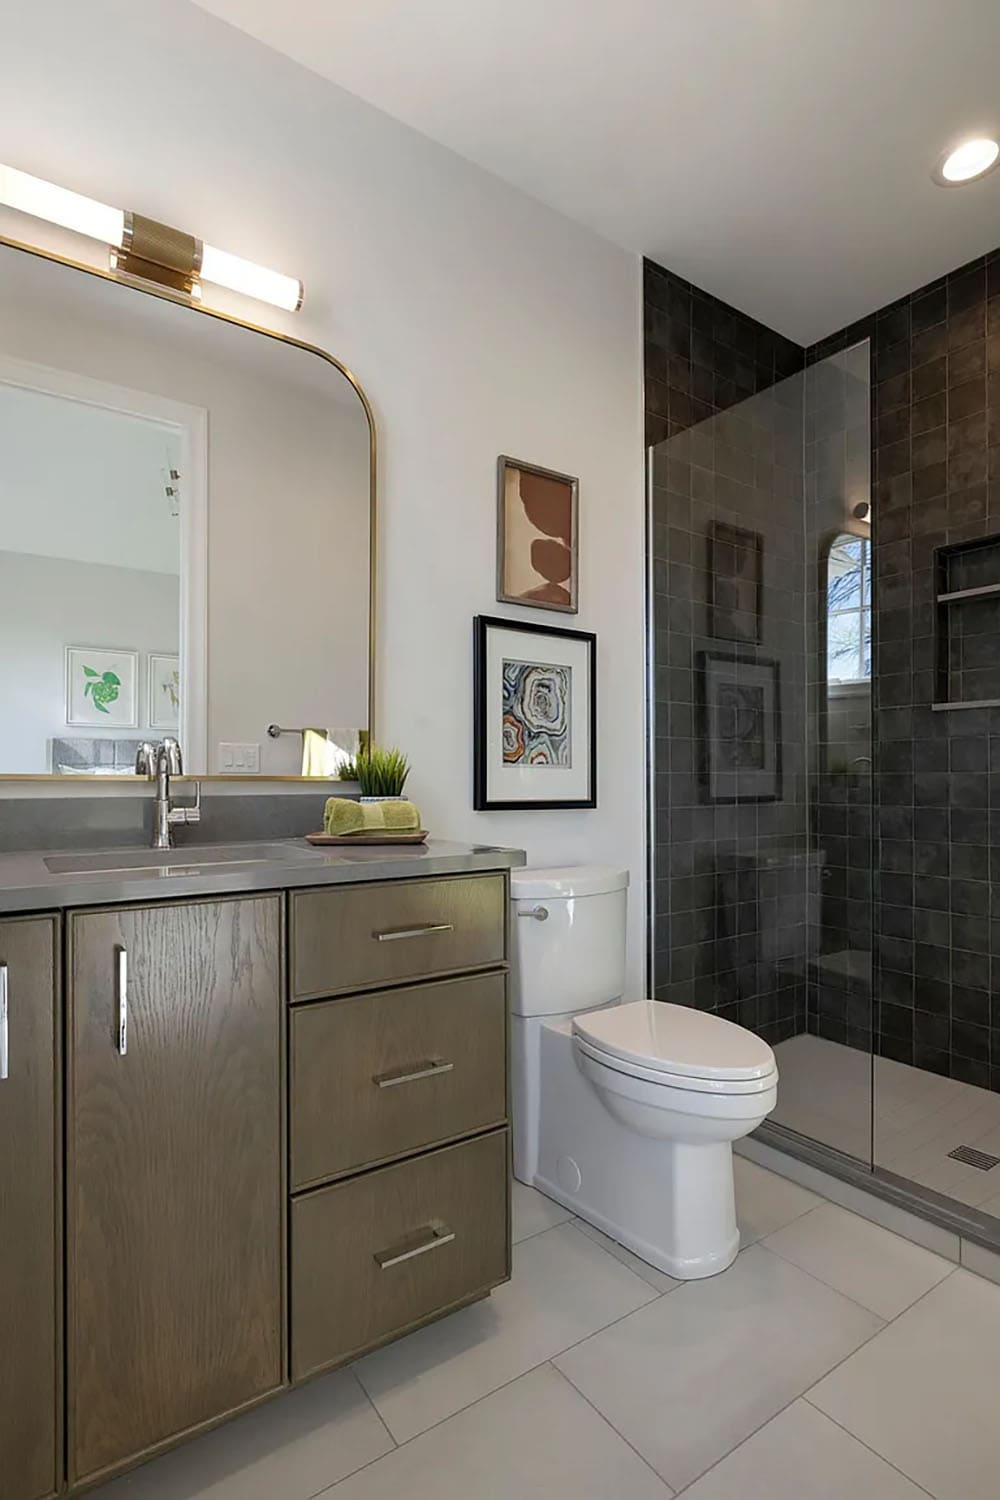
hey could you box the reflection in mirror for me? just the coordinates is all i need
[824,531,872,777]
[0,375,183,774]
[0,240,373,778]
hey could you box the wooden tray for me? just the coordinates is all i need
[306,830,428,846]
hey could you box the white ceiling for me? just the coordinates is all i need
[192,0,1000,344]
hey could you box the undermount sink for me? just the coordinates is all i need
[44,843,313,877]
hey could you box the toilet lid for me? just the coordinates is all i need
[572,999,776,1083]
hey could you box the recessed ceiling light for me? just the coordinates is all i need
[933,137,1000,186]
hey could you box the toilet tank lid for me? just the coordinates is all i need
[511,864,630,899]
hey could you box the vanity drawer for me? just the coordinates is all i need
[291,1128,509,1379]
[290,874,506,1000]
[290,972,507,1189]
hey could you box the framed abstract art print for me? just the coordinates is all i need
[473,615,596,810]
[496,455,579,613]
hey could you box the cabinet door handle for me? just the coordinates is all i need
[116,947,128,1057]
[373,1057,455,1089]
[374,1221,456,1270]
[372,923,454,943]
[0,963,8,1082]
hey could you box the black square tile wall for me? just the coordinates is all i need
[644,259,805,449]
[807,248,1000,1091]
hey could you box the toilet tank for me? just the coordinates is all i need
[510,865,629,1017]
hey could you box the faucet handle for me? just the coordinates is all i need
[135,742,156,777]
[158,737,183,775]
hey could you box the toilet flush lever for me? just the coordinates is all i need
[518,905,549,921]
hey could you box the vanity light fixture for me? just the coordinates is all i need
[0,164,303,311]
[933,137,1000,186]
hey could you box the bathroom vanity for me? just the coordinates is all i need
[0,840,522,1497]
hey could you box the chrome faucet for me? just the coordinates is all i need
[135,737,202,849]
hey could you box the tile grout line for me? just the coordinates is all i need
[355,1368,399,1451]
[756,1225,955,1321]
[547,1362,678,1495]
[345,1266,678,1474]
[800,1396,939,1499]
[662,1295,906,1500]
[577,1239,933,1499]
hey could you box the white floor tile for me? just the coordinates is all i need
[763,1201,954,1319]
[92,1371,392,1500]
[573,1217,680,1293]
[327,1365,673,1499]
[511,1179,574,1242]
[682,1399,928,1500]
[554,1244,882,1492]
[734,1155,821,1245]
[355,1221,657,1443]
[811,1269,1000,1500]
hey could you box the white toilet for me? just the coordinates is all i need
[511,864,779,1279]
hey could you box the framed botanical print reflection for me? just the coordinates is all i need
[496,456,579,613]
[699,650,782,803]
[474,615,596,809]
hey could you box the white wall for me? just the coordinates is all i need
[0,384,182,574]
[0,551,178,772]
[1,0,647,992]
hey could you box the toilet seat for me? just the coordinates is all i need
[572,999,777,1096]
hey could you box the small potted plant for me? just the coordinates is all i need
[340,744,411,802]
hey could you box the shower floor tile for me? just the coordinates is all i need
[773,1034,1000,1215]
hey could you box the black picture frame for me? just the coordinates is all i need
[473,614,597,810]
[698,649,782,804]
[708,520,764,644]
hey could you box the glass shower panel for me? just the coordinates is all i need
[648,341,874,1169]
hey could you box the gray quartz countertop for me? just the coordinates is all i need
[0,837,526,914]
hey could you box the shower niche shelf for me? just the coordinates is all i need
[933,532,1000,711]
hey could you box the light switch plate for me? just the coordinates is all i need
[219,742,260,773]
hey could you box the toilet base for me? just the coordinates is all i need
[533,1165,741,1280]
[514,1016,759,1281]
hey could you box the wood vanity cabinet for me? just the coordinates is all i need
[287,873,512,1381]
[0,915,60,1500]
[65,895,285,1489]
[0,865,511,1496]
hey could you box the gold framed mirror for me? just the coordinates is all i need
[0,231,376,780]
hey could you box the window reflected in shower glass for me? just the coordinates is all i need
[826,535,872,684]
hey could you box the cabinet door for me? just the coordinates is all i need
[0,915,60,1500]
[67,895,284,1488]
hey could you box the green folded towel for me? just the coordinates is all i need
[324,797,421,835]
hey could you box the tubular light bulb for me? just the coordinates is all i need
[199,244,303,312]
[0,164,124,246]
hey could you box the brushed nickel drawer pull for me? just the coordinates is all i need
[0,963,8,1081]
[373,923,455,943]
[116,947,128,1057]
[373,1057,455,1089]
[374,1221,456,1270]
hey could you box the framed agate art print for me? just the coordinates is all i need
[474,615,596,809]
[496,455,579,613]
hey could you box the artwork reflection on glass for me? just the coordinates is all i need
[700,650,781,802]
[709,520,763,643]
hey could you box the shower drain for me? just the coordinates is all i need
[948,1145,1000,1171]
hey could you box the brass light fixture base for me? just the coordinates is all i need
[114,210,201,296]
